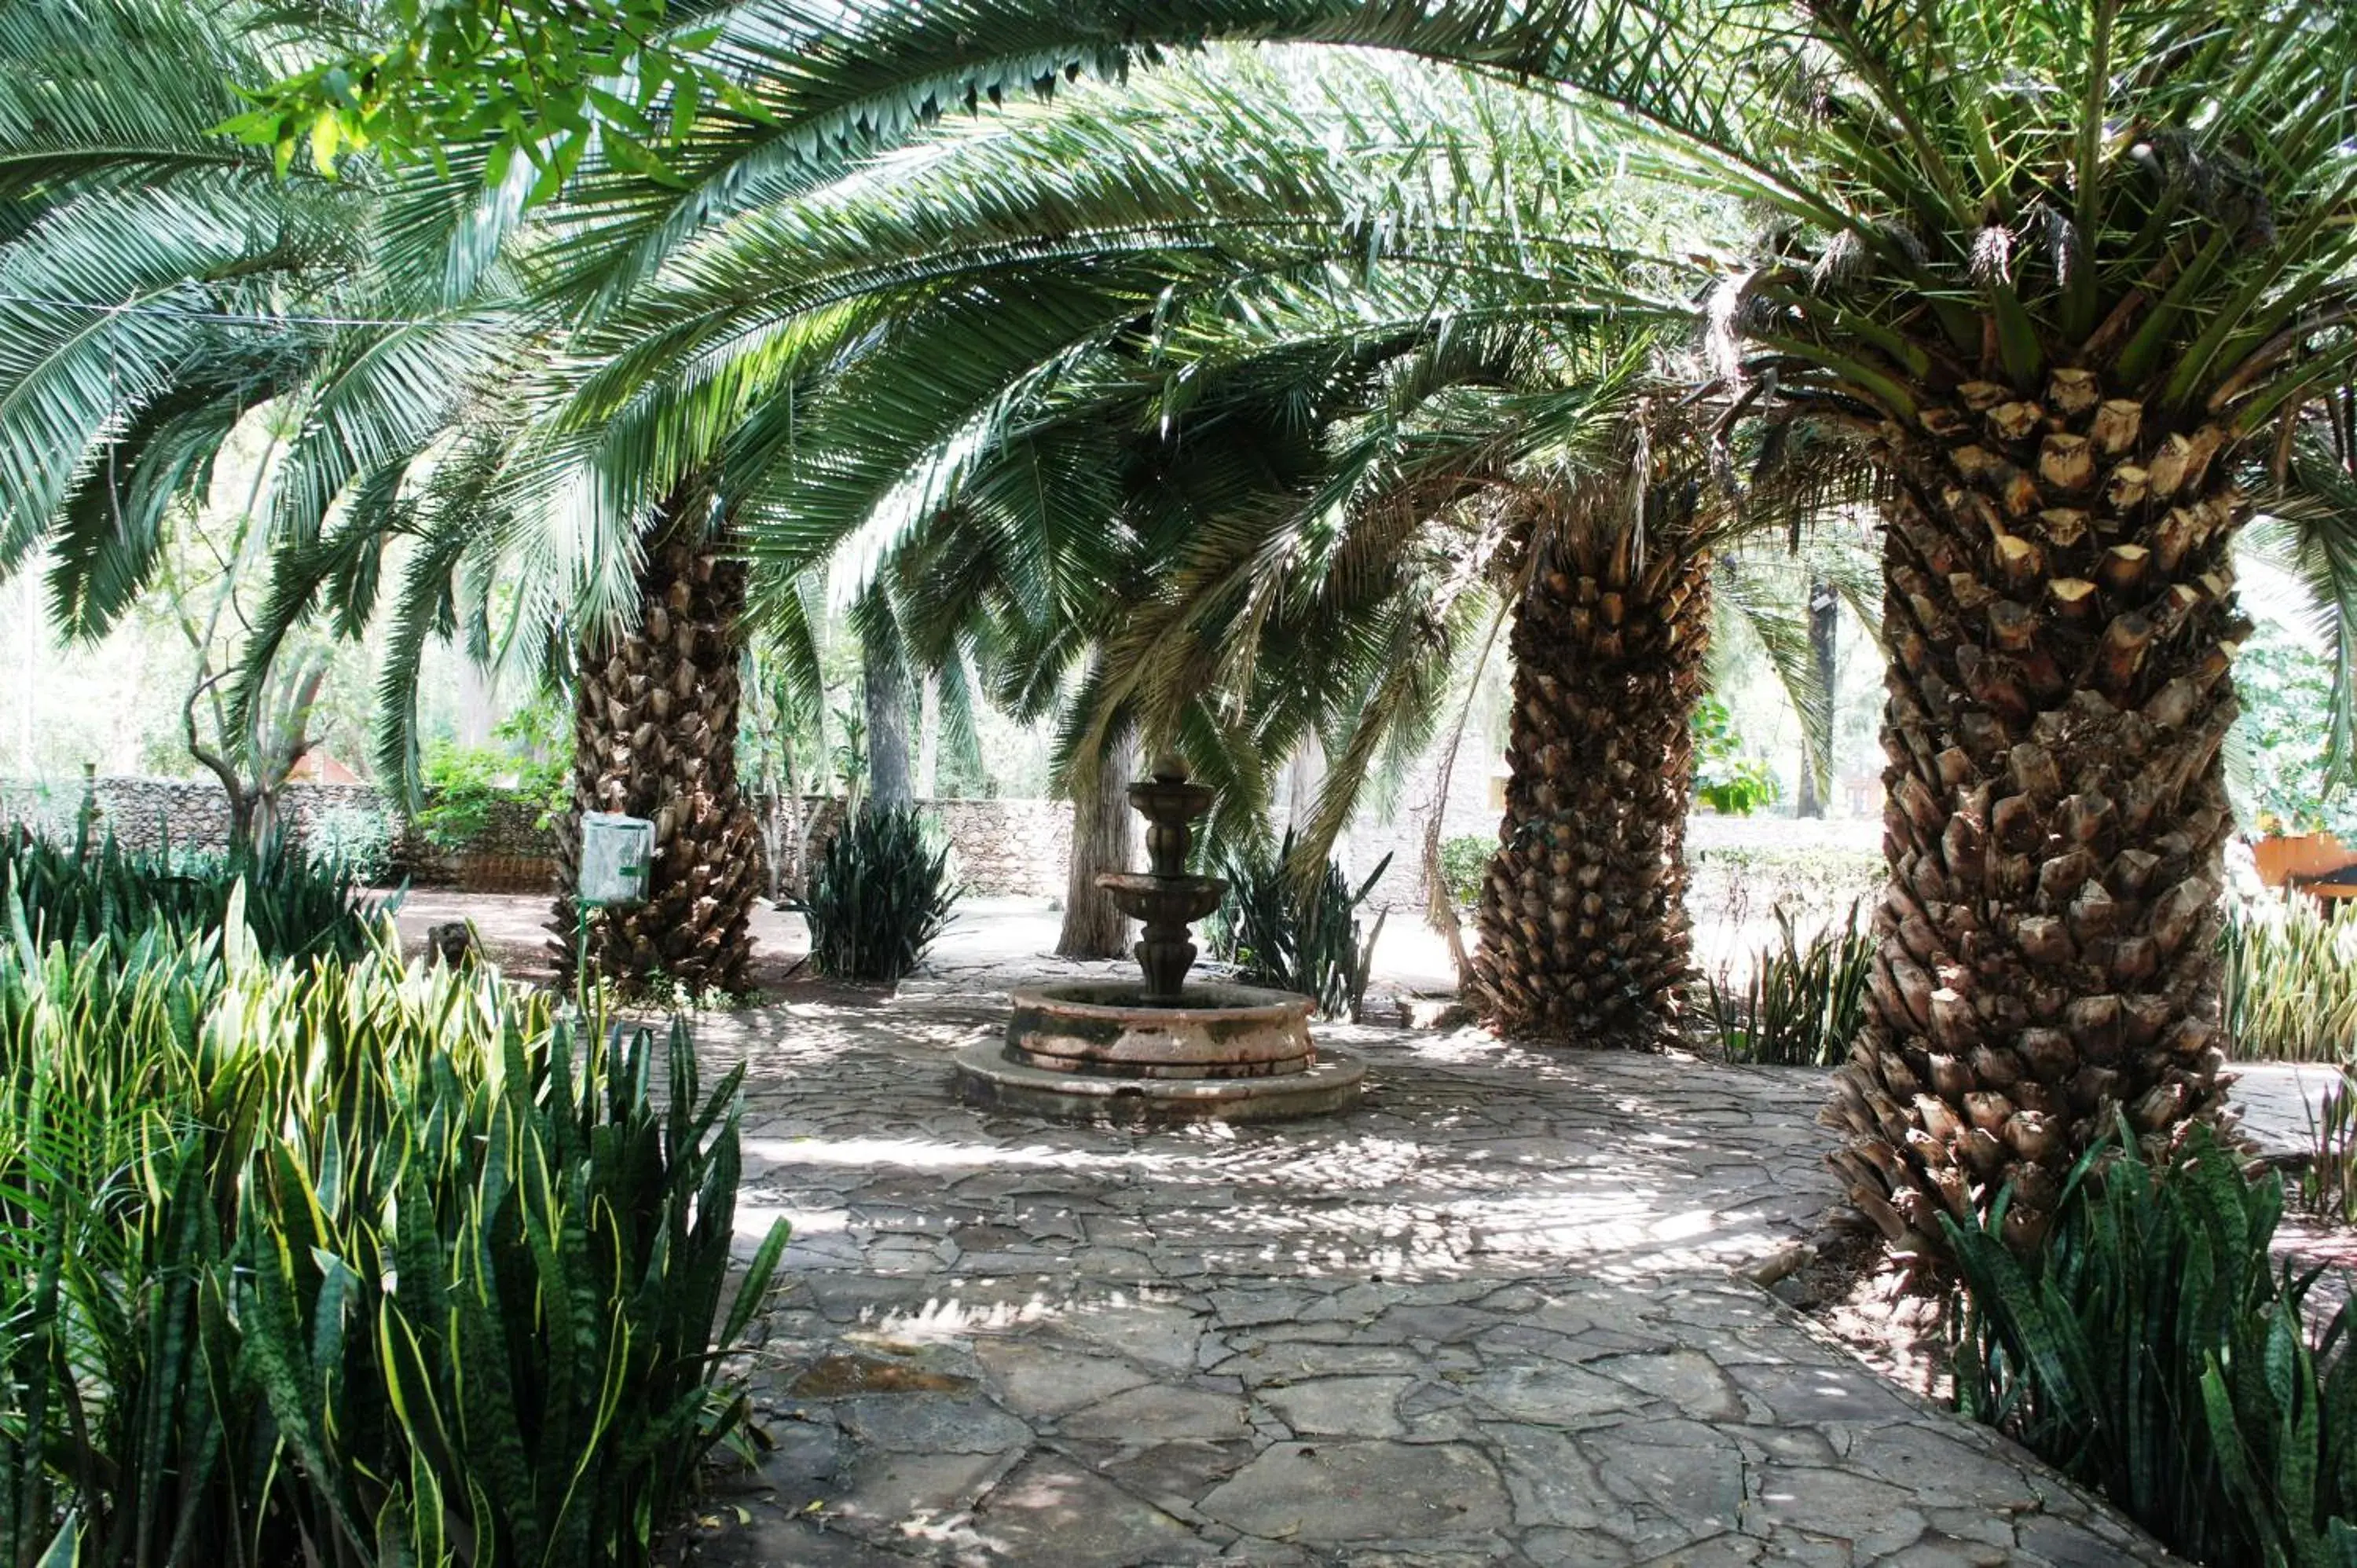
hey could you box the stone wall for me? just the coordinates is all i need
[0,776,1072,899]
[0,777,403,855]
[772,795,1072,899]
[1325,756,1505,918]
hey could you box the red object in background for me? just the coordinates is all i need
[285,753,362,785]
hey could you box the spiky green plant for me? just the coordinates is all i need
[2221,900,2357,1063]
[790,807,960,984]
[0,903,787,1568]
[0,825,389,964]
[2300,1068,2357,1229]
[1208,830,1391,1020]
[1706,903,1873,1068]
[1948,1123,2357,1567]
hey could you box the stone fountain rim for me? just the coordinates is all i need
[1093,870,1229,896]
[1010,980,1313,1023]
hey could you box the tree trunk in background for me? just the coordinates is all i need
[456,658,496,749]
[1823,383,2243,1262]
[863,614,913,812]
[1796,575,1838,817]
[549,515,761,996]
[1471,496,1710,1047]
[915,672,940,799]
[1280,734,1325,838]
[1058,729,1138,959]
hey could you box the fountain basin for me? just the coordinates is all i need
[955,981,1363,1124]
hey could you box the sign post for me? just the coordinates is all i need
[574,812,654,1013]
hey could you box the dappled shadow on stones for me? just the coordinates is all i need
[720,999,1838,1293]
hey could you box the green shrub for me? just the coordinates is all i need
[792,806,959,982]
[2222,900,2357,1062]
[415,735,569,852]
[2234,618,2357,838]
[0,910,786,1568]
[0,825,388,962]
[1692,696,1780,816]
[1207,830,1391,1020]
[1688,844,1886,921]
[1948,1123,2357,1567]
[304,801,401,884]
[1706,902,1871,1065]
[1438,834,1491,911]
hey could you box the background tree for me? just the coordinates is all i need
[1795,577,1840,817]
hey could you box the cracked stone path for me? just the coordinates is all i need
[680,970,2180,1568]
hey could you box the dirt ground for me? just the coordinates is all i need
[384,888,875,1002]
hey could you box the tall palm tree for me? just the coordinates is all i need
[547,492,764,993]
[253,2,2357,1254]
[495,0,2357,1253]
[525,49,1864,1053]
[1473,467,1716,1044]
[0,0,785,994]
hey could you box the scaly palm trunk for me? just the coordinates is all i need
[549,518,761,995]
[1472,497,1711,1046]
[1824,379,2244,1258]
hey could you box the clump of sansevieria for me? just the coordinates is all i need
[0,822,388,963]
[0,896,786,1568]
[1948,1123,2357,1567]
[790,805,960,983]
[1207,830,1392,1021]
[2220,899,2357,1063]
[1706,903,1873,1067]
[2300,1067,2357,1227]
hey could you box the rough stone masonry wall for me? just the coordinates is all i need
[1330,753,1506,918]
[0,777,1072,899]
[779,795,1072,899]
[0,777,405,856]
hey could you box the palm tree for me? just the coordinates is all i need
[547,493,765,993]
[514,0,2357,1253]
[0,0,507,819]
[0,1,780,995]
[526,49,1871,1053]
[1473,466,1717,1044]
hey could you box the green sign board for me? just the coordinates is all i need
[579,813,654,907]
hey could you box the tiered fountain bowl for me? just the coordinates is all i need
[952,757,1364,1125]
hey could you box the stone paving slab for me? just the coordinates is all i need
[678,982,2183,1567]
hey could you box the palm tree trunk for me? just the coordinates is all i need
[1472,500,1710,1046]
[1824,393,2243,1258]
[1796,575,1837,817]
[1057,729,1137,958]
[862,613,913,811]
[549,514,761,996]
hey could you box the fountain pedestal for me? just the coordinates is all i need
[952,756,1364,1125]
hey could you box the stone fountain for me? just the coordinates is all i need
[952,755,1364,1124]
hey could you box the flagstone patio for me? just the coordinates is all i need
[674,952,2182,1567]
